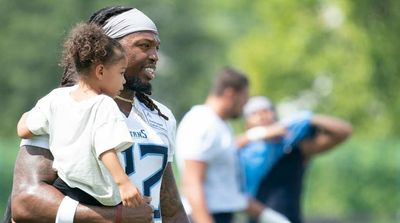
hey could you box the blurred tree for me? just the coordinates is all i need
[304,138,400,222]
[0,0,95,136]
[350,0,400,135]
[225,0,387,136]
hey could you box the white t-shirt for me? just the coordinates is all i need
[25,86,133,206]
[21,94,176,223]
[175,105,247,213]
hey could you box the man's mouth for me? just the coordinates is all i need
[144,67,156,79]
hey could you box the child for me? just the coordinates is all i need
[17,23,143,208]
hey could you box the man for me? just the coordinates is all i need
[238,96,352,223]
[176,68,290,223]
[8,6,188,223]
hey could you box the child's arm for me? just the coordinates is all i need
[100,149,143,208]
[17,112,34,139]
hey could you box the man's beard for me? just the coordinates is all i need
[125,76,152,95]
[229,109,242,119]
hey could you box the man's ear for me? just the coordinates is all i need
[95,64,104,80]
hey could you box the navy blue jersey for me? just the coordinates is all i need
[256,148,306,223]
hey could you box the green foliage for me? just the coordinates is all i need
[226,0,382,136]
[304,138,400,222]
[0,137,19,219]
[1,0,398,137]
[349,0,400,135]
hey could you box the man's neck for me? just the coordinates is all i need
[119,90,136,100]
[115,90,136,117]
[205,96,228,120]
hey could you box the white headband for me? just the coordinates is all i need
[103,8,158,39]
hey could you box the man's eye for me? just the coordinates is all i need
[140,43,150,48]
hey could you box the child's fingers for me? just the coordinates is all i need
[143,196,152,204]
[131,189,144,204]
[125,197,138,208]
[121,188,144,208]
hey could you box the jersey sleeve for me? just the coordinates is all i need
[281,111,314,151]
[20,134,50,150]
[93,97,133,158]
[166,113,177,162]
[26,93,53,135]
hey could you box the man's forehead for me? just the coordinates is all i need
[121,31,160,43]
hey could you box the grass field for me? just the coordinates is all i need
[1,137,399,222]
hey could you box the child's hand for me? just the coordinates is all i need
[118,180,143,208]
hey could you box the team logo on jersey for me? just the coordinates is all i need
[129,129,147,139]
[144,111,167,132]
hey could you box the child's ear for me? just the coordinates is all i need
[95,64,104,80]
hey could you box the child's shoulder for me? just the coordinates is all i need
[97,94,116,103]
[39,86,76,102]
[48,85,76,96]
[96,94,119,109]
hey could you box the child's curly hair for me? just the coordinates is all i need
[61,22,125,75]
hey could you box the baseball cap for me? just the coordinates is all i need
[243,96,274,118]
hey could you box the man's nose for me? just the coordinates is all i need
[149,48,158,62]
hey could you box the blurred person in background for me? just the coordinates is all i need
[237,96,352,223]
[5,6,188,223]
[176,68,290,223]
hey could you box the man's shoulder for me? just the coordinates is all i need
[148,98,175,120]
[181,105,217,124]
[150,98,171,112]
[178,105,220,134]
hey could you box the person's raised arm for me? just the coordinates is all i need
[16,112,34,139]
[11,145,153,223]
[236,124,287,148]
[160,163,190,223]
[299,114,353,159]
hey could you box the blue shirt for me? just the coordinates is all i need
[238,111,314,196]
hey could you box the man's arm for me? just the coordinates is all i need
[299,114,352,159]
[236,124,287,148]
[160,163,190,223]
[11,146,153,223]
[180,160,213,223]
